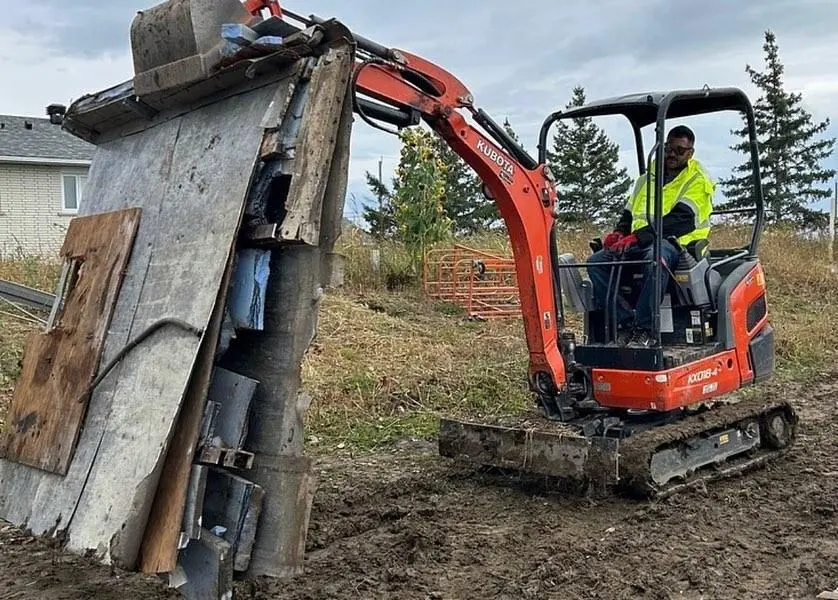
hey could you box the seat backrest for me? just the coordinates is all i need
[557,253,590,313]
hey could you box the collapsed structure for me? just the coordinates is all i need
[0,0,801,597]
[0,0,355,596]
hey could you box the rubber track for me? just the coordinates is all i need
[615,395,798,498]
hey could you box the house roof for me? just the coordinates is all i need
[0,114,95,164]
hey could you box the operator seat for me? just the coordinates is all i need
[669,238,722,308]
[557,237,723,316]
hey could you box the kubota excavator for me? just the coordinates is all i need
[154,0,800,498]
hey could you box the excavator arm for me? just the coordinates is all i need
[348,44,568,404]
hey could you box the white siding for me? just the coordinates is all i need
[0,163,89,258]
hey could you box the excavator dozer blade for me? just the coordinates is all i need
[438,395,798,499]
[438,418,620,493]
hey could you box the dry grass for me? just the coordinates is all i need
[302,224,838,450]
[0,256,61,430]
[1,226,836,450]
[301,291,531,451]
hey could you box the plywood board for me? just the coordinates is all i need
[137,246,236,574]
[0,208,140,475]
[0,77,286,571]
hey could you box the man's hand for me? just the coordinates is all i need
[611,233,638,254]
[603,231,624,250]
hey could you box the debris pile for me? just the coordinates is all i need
[0,1,355,598]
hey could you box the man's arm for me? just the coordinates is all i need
[615,209,632,235]
[633,173,713,246]
[634,203,697,246]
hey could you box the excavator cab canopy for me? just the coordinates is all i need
[537,86,765,255]
[537,87,767,349]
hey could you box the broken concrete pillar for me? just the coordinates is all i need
[218,245,322,577]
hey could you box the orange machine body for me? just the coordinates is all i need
[591,262,770,412]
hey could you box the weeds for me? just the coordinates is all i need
[1,225,836,450]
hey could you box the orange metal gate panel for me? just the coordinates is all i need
[422,244,520,319]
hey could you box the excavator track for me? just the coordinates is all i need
[438,395,798,500]
[615,395,798,499]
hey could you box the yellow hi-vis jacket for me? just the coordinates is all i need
[626,158,715,247]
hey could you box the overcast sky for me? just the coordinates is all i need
[1,0,836,223]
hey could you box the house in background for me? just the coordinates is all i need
[0,105,95,258]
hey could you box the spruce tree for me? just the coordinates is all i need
[361,171,397,238]
[719,30,835,228]
[546,86,631,227]
[428,135,499,234]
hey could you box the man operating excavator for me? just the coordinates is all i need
[586,125,715,347]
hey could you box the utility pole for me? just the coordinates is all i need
[378,156,383,214]
[831,180,836,268]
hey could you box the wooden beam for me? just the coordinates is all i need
[0,208,141,475]
[278,43,354,246]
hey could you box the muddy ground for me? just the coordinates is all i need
[2,380,838,600]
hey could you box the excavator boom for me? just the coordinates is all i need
[350,48,567,401]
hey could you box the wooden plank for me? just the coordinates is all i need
[0,79,284,571]
[0,117,183,537]
[278,42,354,245]
[0,208,140,475]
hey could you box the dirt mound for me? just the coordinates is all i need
[2,384,838,599]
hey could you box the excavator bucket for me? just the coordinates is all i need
[130,0,253,97]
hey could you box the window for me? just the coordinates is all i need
[61,173,86,214]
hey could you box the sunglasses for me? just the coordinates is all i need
[665,142,693,156]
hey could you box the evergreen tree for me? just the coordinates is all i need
[503,117,520,142]
[361,170,397,238]
[391,127,452,269]
[719,30,835,228]
[546,86,631,226]
[428,135,500,234]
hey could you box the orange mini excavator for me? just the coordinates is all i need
[237,2,800,497]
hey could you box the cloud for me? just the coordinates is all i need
[1,0,836,221]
